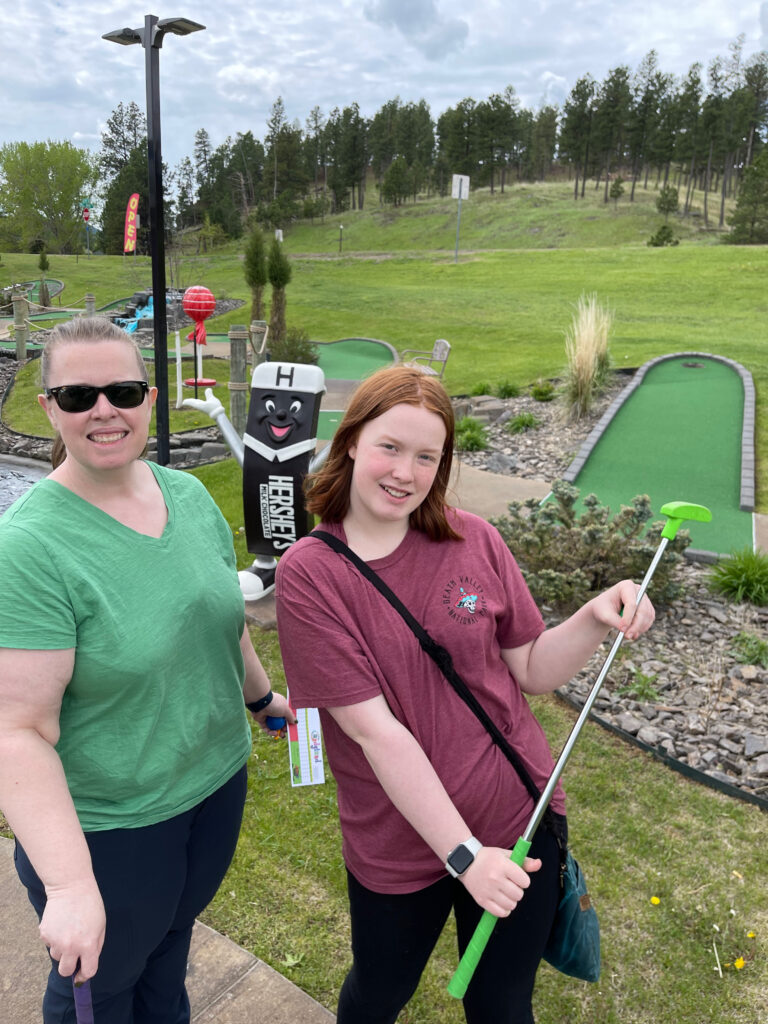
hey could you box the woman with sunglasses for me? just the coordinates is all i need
[0,317,293,1023]
[275,365,655,1024]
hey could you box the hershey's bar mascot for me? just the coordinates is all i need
[182,361,326,601]
[243,360,324,556]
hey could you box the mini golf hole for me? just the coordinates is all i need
[682,361,704,368]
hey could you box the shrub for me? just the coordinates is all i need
[491,480,689,613]
[531,378,555,402]
[455,416,488,452]
[709,547,768,606]
[729,630,768,668]
[470,381,492,397]
[562,293,613,421]
[497,380,521,399]
[648,224,679,247]
[267,326,319,365]
[505,412,540,435]
[656,186,679,221]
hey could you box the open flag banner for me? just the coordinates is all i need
[123,193,140,252]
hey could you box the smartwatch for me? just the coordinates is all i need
[445,836,483,878]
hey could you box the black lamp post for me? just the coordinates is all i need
[103,15,204,466]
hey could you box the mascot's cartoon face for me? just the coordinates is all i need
[247,362,325,453]
[256,391,309,446]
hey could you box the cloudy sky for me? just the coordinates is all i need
[4,1,767,171]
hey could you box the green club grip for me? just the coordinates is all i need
[447,837,531,999]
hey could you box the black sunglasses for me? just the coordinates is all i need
[45,381,149,413]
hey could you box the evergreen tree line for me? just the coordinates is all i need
[165,37,768,239]
[2,35,767,255]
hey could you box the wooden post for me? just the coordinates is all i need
[228,324,249,440]
[85,293,96,316]
[12,292,28,361]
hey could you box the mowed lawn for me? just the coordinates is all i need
[3,241,767,509]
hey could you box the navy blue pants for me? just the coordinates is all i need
[337,827,561,1024]
[15,765,247,1024]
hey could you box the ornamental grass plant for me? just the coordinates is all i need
[562,293,613,421]
[708,547,768,606]
[454,415,488,452]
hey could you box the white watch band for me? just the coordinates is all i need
[445,836,483,878]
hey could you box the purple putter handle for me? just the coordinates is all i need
[72,977,94,1024]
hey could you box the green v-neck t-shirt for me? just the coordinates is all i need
[0,462,251,831]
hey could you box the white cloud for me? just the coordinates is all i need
[2,0,764,167]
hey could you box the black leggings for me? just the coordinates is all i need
[15,766,247,1024]
[337,827,560,1024]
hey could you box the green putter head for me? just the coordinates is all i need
[659,501,712,540]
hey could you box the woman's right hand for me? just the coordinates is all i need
[460,847,542,917]
[39,877,106,983]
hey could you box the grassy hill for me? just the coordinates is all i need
[284,180,731,255]
[2,181,765,508]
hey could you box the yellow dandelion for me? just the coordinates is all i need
[650,896,661,906]
[747,931,756,939]
[734,957,745,970]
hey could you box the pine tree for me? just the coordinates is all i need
[656,185,679,221]
[244,225,267,321]
[38,249,50,307]
[267,237,292,344]
[727,148,768,242]
[99,101,147,182]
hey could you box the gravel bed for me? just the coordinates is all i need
[452,381,768,805]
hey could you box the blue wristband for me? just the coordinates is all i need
[246,690,274,714]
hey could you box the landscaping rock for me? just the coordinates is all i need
[745,734,768,757]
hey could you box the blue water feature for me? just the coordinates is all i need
[116,295,157,334]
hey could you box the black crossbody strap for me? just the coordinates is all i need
[311,529,543,808]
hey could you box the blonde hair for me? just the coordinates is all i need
[41,317,149,469]
[305,365,461,542]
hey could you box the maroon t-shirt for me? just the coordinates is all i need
[276,508,566,893]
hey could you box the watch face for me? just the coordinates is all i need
[448,843,475,875]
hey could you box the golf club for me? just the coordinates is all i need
[72,974,94,1024]
[447,500,712,999]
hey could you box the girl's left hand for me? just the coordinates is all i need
[590,581,655,641]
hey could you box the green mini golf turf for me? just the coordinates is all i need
[317,409,343,440]
[315,338,395,379]
[570,356,752,555]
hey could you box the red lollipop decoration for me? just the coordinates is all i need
[183,285,217,388]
